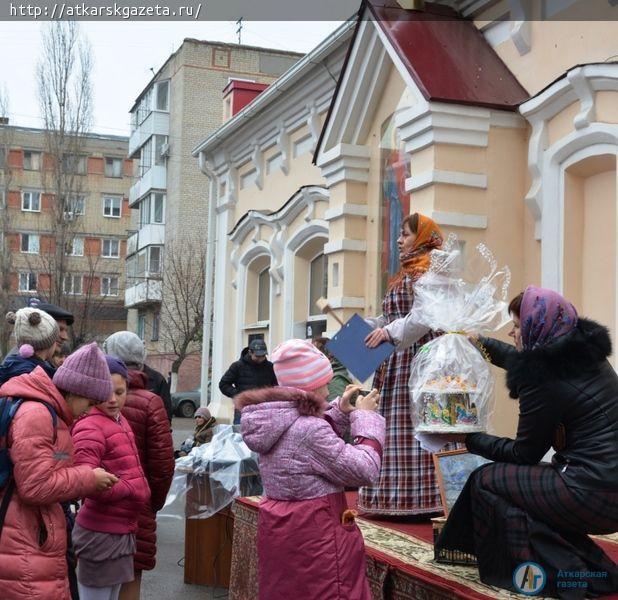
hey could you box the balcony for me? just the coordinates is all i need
[129,165,166,206]
[129,110,169,157]
[125,278,162,308]
[126,224,166,256]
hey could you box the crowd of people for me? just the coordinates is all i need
[2,209,618,600]
[0,303,174,600]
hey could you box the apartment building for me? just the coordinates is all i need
[126,38,301,390]
[0,124,132,349]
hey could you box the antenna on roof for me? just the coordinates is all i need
[236,17,243,44]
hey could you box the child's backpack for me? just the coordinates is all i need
[0,396,58,538]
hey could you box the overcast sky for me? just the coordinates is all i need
[0,21,342,136]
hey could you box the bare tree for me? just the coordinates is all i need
[0,87,14,356]
[35,21,94,320]
[160,239,206,393]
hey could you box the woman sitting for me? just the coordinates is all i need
[437,285,618,598]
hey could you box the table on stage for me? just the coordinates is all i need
[228,492,618,600]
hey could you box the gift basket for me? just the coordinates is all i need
[409,235,510,433]
[161,424,262,519]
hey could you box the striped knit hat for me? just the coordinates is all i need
[271,339,333,392]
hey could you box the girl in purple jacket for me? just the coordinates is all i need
[236,339,385,600]
[71,355,150,600]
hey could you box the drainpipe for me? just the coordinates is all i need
[198,151,217,411]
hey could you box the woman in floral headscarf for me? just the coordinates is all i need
[437,286,618,598]
[360,213,447,516]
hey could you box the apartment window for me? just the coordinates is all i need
[139,196,151,227]
[62,154,87,175]
[140,138,152,175]
[63,274,83,295]
[23,151,41,171]
[102,238,120,258]
[139,193,164,227]
[64,195,85,218]
[18,272,37,292]
[103,196,122,218]
[153,193,164,223]
[148,246,161,273]
[154,135,167,166]
[101,276,119,296]
[65,237,84,256]
[20,233,39,254]
[156,80,170,111]
[105,157,123,178]
[257,268,270,322]
[137,312,147,340]
[21,190,41,212]
[309,253,328,316]
[152,311,160,341]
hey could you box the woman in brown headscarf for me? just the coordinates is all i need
[360,213,446,516]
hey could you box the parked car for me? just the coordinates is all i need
[172,382,211,418]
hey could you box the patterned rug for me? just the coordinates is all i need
[229,495,618,600]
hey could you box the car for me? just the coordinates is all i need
[172,382,211,418]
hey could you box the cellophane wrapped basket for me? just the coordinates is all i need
[409,235,511,433]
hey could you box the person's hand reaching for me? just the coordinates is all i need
[364,328,391,348]
[93,467,119,492]
[356,389,380,412]
[340,384,362,414]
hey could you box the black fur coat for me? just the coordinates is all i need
[467,318,618,491]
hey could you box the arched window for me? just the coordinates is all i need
[257,267,270,322]
[309,253,328,316]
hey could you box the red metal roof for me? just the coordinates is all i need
[366,0,529,110]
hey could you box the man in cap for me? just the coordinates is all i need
[219,338,278,424]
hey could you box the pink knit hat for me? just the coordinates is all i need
[271,339,333,392]
[53,342,113,404]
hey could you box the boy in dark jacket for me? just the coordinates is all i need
[219,339,278,424]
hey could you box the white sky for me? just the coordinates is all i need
[0,21,343,136]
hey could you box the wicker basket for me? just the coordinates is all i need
[431,517,477,566]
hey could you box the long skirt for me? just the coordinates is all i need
[437,462,618,599]
[257,491,370,600]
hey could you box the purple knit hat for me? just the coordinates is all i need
[53,342,113,404]
[105,355,129,380]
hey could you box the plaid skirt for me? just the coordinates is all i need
[358,276,446,516]
[437,463,618,599]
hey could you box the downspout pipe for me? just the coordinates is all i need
[198,151,218,412]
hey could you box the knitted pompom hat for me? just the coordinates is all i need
[271,339,333,392]
[53,342,113,404]
[6,308,59,354]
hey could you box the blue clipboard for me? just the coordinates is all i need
[325,313,395,382]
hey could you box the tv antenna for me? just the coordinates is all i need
[236,17,243,44]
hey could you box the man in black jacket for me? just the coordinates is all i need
[219,339,278,424]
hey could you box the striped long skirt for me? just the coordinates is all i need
[437,463,618,599]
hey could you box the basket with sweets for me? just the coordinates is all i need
[408,235,510,434]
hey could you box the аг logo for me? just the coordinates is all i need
[513,562,547,595]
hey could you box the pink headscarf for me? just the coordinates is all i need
[520,285,578,351]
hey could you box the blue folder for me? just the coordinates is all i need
[325,313,395,383]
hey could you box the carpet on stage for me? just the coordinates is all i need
[229,492,618,600]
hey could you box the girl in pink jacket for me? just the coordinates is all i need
[71,355,150,600]
[235,339,385,600]
[0,338,118,600]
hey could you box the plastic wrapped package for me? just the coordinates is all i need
[160,425,262,519]
[409,235,511,433]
